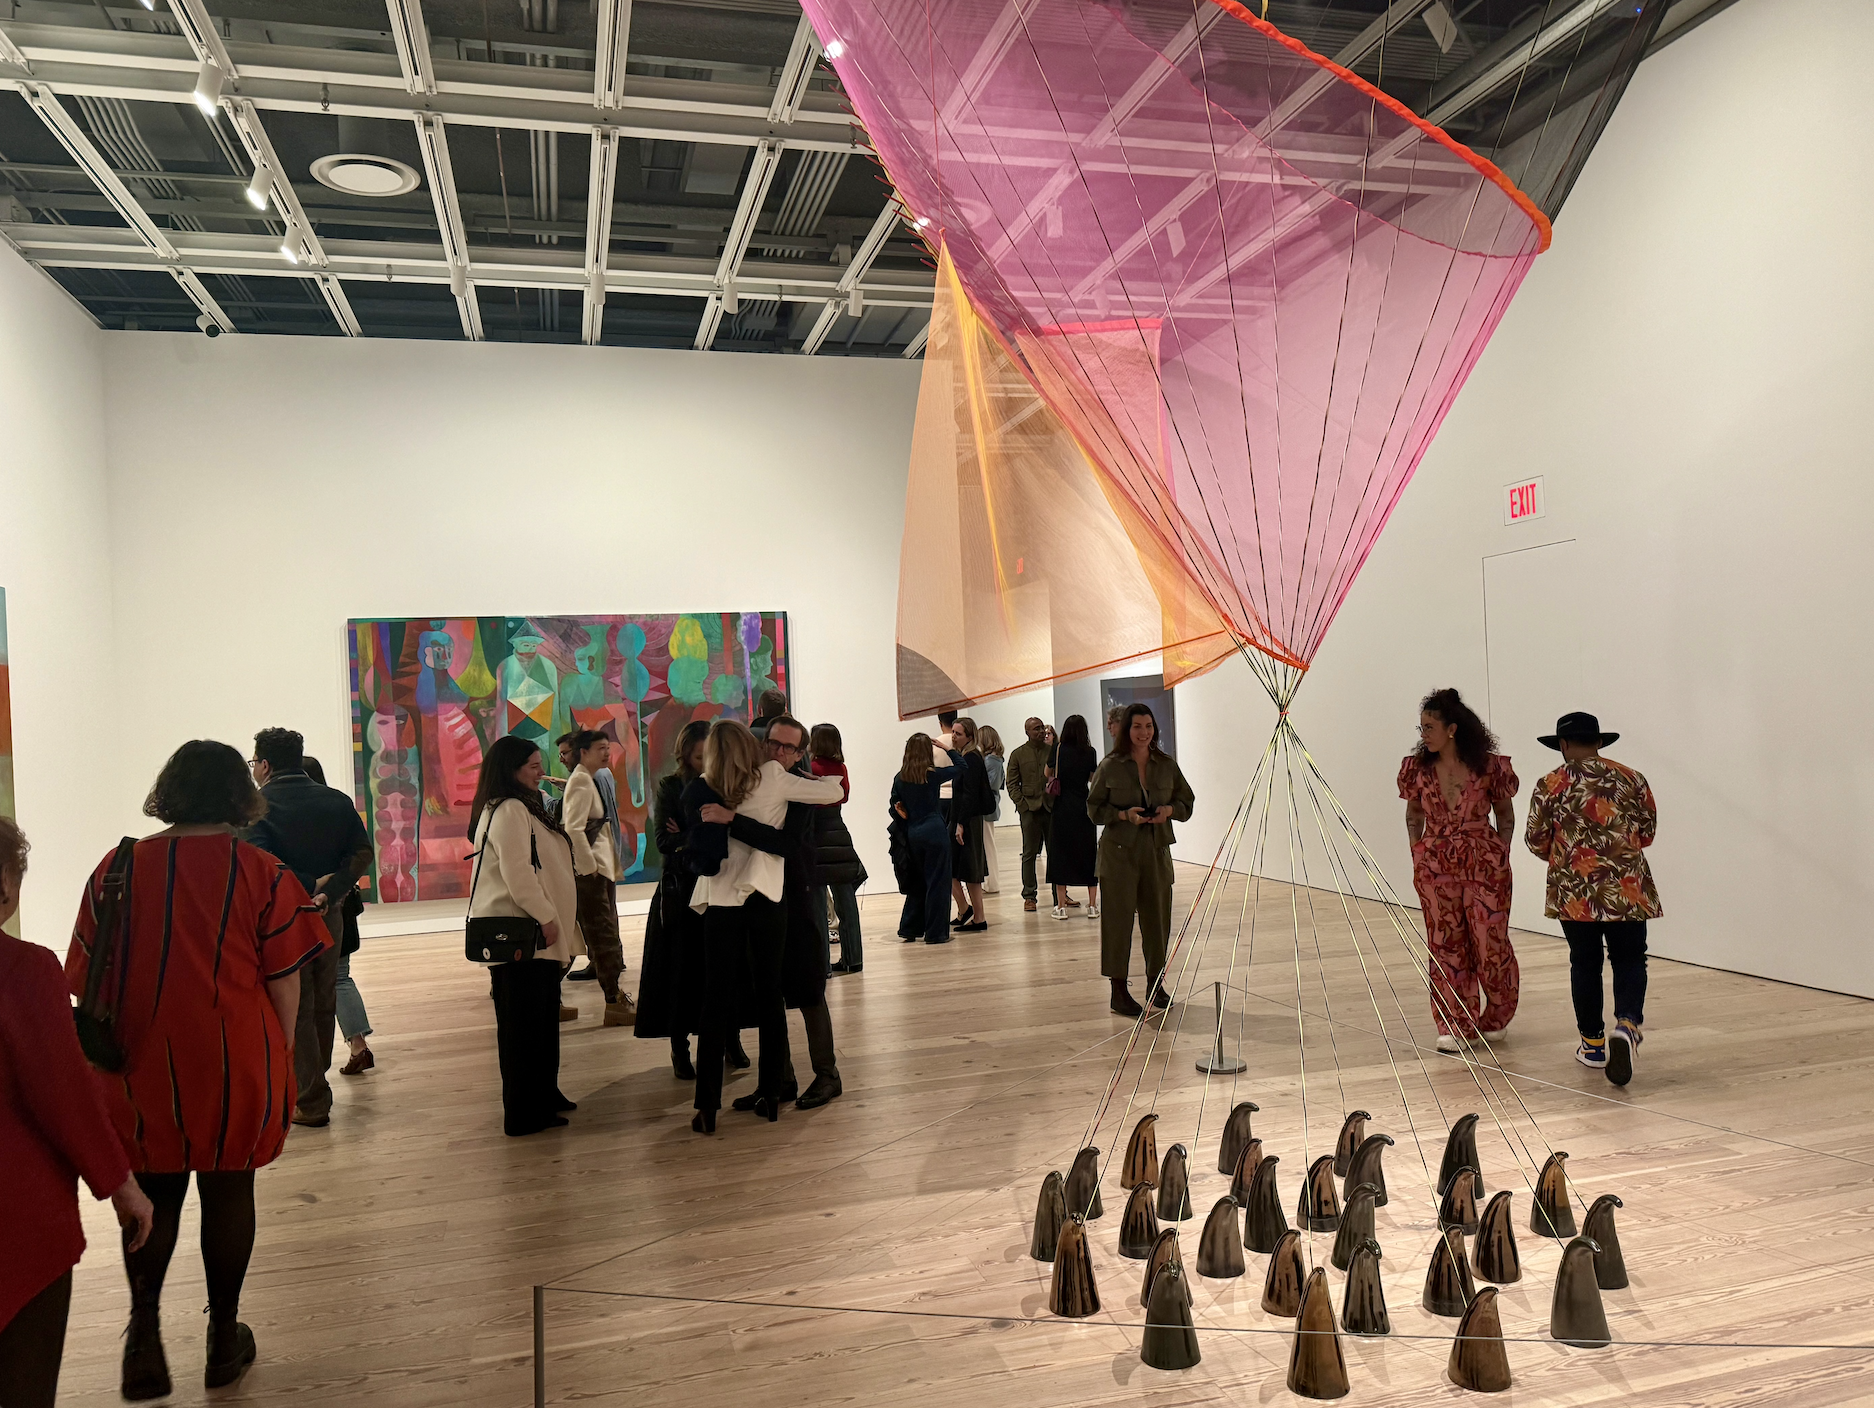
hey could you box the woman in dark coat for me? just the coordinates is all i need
[890,734,961,944]
[809,723,868,974]
[633,720,747,1080]
[947,717,991,932]
[1047,714,1101,918]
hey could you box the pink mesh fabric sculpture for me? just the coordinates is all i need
[807,0,1550,708]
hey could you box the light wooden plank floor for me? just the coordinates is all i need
[55,863,1874,1406]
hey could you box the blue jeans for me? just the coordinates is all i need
[336,945,372,1042]
[813,883,864,971]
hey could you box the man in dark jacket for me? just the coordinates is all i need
[246,727,371,1129]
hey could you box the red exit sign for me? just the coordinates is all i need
[1503,476,1546,525]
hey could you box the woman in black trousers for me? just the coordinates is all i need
[891,733,961,944]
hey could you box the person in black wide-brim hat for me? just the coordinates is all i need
[1523,712,1662,1088]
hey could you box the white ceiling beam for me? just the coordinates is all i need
[411,114,480,340]
[582,129,620,345]
[803,199,906,354]
[691,295,724,351]
[767,16,822,125]
[698,138,782,350]
[901,322,929,358]
[797,299,843,355]
[593,0,632,109]
[162,0,237,79]
[12,80,236,331]
[384,0,436,97]
[0,24,31,71]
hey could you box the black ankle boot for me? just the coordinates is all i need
[204,1315,257,1389]
[672,1039,697,1081]
[1110,981,1144,1018]
[122,1303,171,1402]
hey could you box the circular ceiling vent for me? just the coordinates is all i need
[310,153,420,197]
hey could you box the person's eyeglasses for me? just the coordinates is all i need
[770,741,804,755]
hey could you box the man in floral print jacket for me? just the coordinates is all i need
[1525,712,1661,1088]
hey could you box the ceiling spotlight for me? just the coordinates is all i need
[280,235,300,265]
[192,61,225,115]
[138,0,156,8]
[823,39,846,59]
[245,162,273,210]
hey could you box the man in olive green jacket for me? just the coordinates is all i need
[1005,717,1053,912]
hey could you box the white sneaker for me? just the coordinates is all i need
[1052,906,1069,920]
[1087,904,1102,918]
[1436,1034,1460,1054]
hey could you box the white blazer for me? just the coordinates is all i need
[468,799,586,963]
[692,761,844,911]
[561,766,618,881]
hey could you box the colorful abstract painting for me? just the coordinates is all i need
[346,612,788,902]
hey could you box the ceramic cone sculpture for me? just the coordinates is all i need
[1448,1286,1513,1392]
[1261,1228,1308,1316]
[1331,1183,1380,1272]
[1346,1133,1394,1208]
[1341,1238,1390,1336]
[1122,1113,1160,1190]
[1438,1113,1485,1199]
[1141,1227,1182,1308]
[1334,1110,1370,1178]
[1141,1263,1201,1371]
[1157,1143,1193,1221]
[1423,1226,1476,1317]
[1217,1101,1259,1175]
[1286,1268,1350,1400]
[1197,1196,1246,1279]
[1550,1236,1612,1348]
[1049,1215,1100,1318]
[1244,1154,1289,1254]
[1583,1194,1628,1290]
[1119,1181,1161,1258]
[1297,1154,1342,1232]
[1439,1165,1481,1236]
[1531,1152,1575,1238]
[1474,1190,1521,1284]
[1066,1146,1104,1221]
[1031,1170,1066,1262]
[1229,1137,1264,1205]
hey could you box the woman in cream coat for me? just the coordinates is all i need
[468,736,585,1137]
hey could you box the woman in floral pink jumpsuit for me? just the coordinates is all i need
[1399,689,1520,1046]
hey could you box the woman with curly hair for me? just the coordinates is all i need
[1399,688,1521,1051]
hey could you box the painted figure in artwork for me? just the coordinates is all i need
[498,620,560,755]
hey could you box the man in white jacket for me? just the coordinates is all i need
[562,730,633,1026]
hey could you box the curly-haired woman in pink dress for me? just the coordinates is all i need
[1399,688,1520,1052]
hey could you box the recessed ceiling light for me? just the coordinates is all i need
[310,153,421,198]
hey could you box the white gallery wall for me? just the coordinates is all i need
[1172,0,1874,998]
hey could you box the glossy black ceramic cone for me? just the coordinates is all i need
[1423,1225,1476,1317]
[1217,1100,1259,1175]
[1119,1181,1160,1259]
[1448,1286,1512,1392]
[1121,1113,1160,1190]
[1473,1190,1521,1284]
[1031,1170,1066,1262]
[1286,1268,1350,1400]
[1331,1183,1379,1272]
[1048,1215,1100,1318]
[1261,1228,1307,1316]
[1340,1238,1390,1336]
[1196,1196,1246,1279]
[1243,1154,1289,1254]
[1550,1236,1612,1348]
[1334,1110,1370,1178]
[1346,1132,1394,1208]
[1156,1143,1193,1221]
[1439,1165,1481,1235]
[1297,1154,1342,1232]
[1583,1194,1628,1290]
[1438,1113,1485,1200]
[1229,1137,1264,1205]
[1065,1146,1104,1221]
[1141,1227,1182,1308]
[1141,1263,1201,1370]
[1530,1151,1575,1238]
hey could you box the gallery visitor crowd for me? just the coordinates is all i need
[0,687,1660,1405]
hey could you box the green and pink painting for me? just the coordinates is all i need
[347,612,787,902]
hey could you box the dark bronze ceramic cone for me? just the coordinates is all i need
[1065,1145,1104,1221]
[1422,1225,1476,1318]
[1331,1183,1379,1272]
[1196,1195,1246,1279]
[1346,1132,1394,1208]
[1156,1143,1193,1221]
[1285,1268,1350,1400]
[1439,1164,1481,1236]
[1216,1100,1259,1175]
[1340,1237,1390,1336]
[1243,1154,1289,1254]
[1031,1169,1066,1262]
[1438,1113,1485,1200]
[1140,1227,1182,1308]
[1473,1190,1521,1284]
[1530,1151,1575,1238]
[1583,1194,1628,1290]
[1550,1236,1612,1348]
[1118,1181,1161,1259]
[1121,1113,1160,1190]
[1141,1262,1201,1371]
[1048,1214,1100,1318]
[1229,1136,1265,1205]
[1333,1109,1370,1178]
[1260,1228,1307,1316]
[1297,1154,1342,1232]
[1447,1285,1512,1392]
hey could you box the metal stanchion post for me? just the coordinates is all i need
[1195,978,1247,1075]
[533,1285,546,1408]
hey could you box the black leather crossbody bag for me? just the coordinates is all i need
[464,800,547,965]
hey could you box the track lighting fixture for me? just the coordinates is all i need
[192,61,225,115]
[245,162,273,210]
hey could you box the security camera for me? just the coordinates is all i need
[196,313,222,338]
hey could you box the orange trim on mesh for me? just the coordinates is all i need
[898,630,1242,721]
[1201,0,1554,254]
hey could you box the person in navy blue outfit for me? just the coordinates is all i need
[889,733,961,944]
